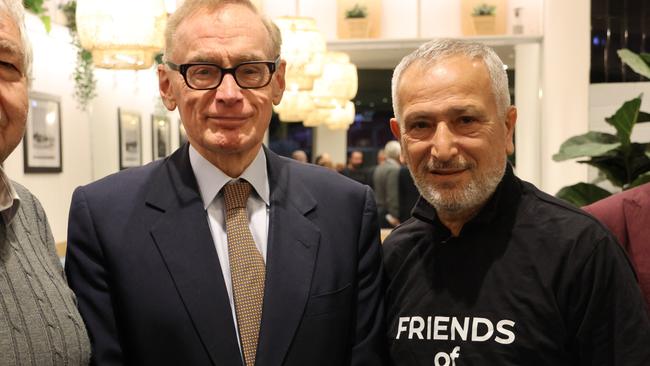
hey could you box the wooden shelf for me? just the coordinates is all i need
[327,35,543,69]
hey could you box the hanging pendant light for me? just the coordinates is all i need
[273,15,326,122]
[311,52,358,108]
[274,87,315,123]
[304,101,356,130]
[76,0,167,70]
[303,52,358,129]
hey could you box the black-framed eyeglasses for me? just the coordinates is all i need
[165,57,281,90]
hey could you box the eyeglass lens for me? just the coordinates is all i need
[186,63,271,89]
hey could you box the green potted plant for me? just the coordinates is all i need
[60,0,97,111]
[23,0,51,32]
[344,3,369,38]
[471,3,497,35]
[553,49,650,207]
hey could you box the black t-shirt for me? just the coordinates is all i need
[383,166,650,366]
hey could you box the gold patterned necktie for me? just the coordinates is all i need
[223,180,266,366]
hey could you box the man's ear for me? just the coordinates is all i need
[390,118,402,140]
[158,64,177,111]
[504,106,517,155]
[271,59,286,106]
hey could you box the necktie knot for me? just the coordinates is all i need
[224,181,252,211]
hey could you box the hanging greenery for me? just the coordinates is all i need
[23,0,51,32]
[60,0,97,111]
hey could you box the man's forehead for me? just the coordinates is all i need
[0,12,22,53]
[172,5,271,61]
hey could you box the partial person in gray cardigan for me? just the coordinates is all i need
[0,0,90,364]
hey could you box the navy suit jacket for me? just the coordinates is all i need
[65,145,387,365]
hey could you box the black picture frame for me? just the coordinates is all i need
[118,108,142,170]
[152,114,171,159]
[24,92,63,173]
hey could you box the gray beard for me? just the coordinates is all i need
[409,156,507,217]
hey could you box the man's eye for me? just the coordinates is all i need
[0,60,22,80]
[0,60,18,72]
[410,121,429,130]
[459,116,478,124]
[190,66,218,78]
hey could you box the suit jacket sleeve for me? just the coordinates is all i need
[65,187,124,365]
[351,186,389,365]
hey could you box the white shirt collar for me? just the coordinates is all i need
[0,165,20,224]
[189,145,270,209]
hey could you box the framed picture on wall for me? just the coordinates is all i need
[152,115,171,159]
[118,109,142,170]
[23,92,62,173]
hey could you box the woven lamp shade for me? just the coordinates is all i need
[311,52,358,108]
[76,0,167,70]
[304,101,355,129]
[274,16,326,91]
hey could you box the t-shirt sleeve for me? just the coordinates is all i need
[564,235,650,365]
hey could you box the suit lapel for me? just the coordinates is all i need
[146,146,242,366]
[256,148,321,366]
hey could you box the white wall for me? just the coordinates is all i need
[5,14,174,243]
[87,68,177,180]
[539,0,591,195]
[264,0,543,40]
[588,82,650,190]
[5,15,92,243]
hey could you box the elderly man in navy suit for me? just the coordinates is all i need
[64,1,387,365]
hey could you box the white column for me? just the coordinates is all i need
[514,43,541,186]
[313,126,347,165]
[540,0,591,195]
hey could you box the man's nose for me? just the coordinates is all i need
[430,122,458,162]
[215,74,243,104]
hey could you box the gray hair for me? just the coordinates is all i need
[384,140,401,161]
[164,0,282,60]
[0,0,32,84]
[391,38,509,123]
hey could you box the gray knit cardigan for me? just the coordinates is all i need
[0,182,90,365]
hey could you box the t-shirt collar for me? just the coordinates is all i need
[412,163,521,236]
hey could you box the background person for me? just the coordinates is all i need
[290,149,308,163]
[342,150,368,185]
[373,140,401,228]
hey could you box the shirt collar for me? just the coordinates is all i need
[0,165,20,224]
[189,145,270,209]
[412,163,521,238]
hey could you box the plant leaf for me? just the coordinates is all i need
[638,111,650,123]
[629,172,650,188]
[581,152,628,188]
[604,95,642,145]
[640,53,650,68]
[40,15,51,33]
[552,131,619,161]
[618,49,650,79]
[556,183,612,207]
[628,143,650,182]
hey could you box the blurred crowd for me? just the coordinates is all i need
[290,140,418,229]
